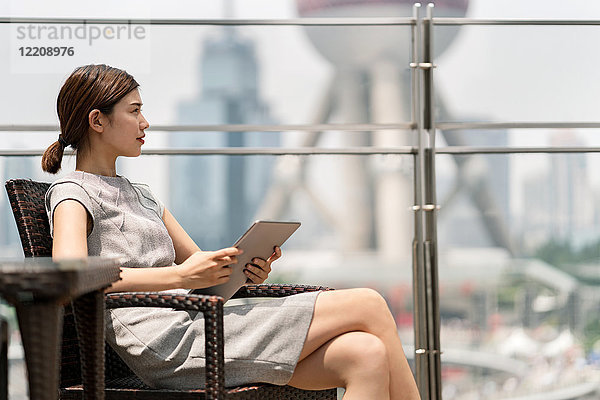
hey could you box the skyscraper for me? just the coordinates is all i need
[520,131,597,250]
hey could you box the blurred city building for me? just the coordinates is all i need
[521,131,599,250]
[170,27,278,249]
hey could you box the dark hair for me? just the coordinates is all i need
[41,64,139,173]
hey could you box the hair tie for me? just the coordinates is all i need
[57,135,68,148]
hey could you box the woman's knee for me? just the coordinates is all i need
[356,287,389,309]
[310,288,398,342]
[343,332,390,374]
[345,288,397,332]
[290,332,390,390]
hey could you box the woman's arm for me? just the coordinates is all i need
[52,201,240,293]
[52,199,89,259]
[111,248,241,293]
[53,200,182,292]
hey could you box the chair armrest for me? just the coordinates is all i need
[232,284,333,299]
[104,292,225,399]
[105,292,223,312]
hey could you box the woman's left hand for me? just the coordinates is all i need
[244,246,281,284]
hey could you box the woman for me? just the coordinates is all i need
[43,64,421,400]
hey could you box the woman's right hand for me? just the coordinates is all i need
[176,247,243,289]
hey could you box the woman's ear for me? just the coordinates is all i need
[88,109,103,133]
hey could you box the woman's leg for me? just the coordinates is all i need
[288,331,390,399]
[289,288,420,400]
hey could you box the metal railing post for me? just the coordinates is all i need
[412,3,442,399]
[411,3,429,399]
[424,5,443,399]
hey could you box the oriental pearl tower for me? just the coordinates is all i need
[269,1,469,262]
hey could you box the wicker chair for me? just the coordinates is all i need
[5,179,336,400]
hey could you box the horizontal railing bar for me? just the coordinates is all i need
[143,147,416,155]
[6,146,600,156]
[437,146,600,154]
[436,122,600,130]
[0,147,417,157]
[150,123,417,132]
[433,18,600,26]
[0,123,416,132]
[8,17,600,28]
[6,122,600,132]
[0,17,415,26]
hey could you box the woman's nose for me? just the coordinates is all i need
[140,113,150,130]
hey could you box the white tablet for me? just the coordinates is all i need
[190,220,301,301]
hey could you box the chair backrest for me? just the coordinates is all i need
[4,179,52,257]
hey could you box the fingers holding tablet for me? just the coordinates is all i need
[191,222,300,301]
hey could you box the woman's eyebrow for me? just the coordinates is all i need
[130,102,143,107]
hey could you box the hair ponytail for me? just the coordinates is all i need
[41,140,65,174]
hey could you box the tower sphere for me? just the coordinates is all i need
[297,0,469,68]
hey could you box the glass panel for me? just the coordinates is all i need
[1,152,415,397]
[436,24,600,125]
[437,152,600,399]
[117,153,415,290]
[0,22,414,127]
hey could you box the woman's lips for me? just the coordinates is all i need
[137,138,145,144]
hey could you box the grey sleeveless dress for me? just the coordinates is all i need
[45,171,319,389]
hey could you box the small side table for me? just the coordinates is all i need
[0,257,121,400]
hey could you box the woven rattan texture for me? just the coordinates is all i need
[63,384,336,400]
[5,179,52,257]
[15,302,63,398]
[6,179,337,400]
[0,266,120,305]
[72,291,106,399]
[104,342,136,382]
[105,293,223,312]
[61,307,84,388]
[232,284,334,299]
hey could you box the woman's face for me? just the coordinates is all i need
[99,89,149,158]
